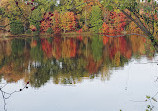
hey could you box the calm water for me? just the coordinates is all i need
[0,35,158,111]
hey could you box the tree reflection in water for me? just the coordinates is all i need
[0,35,156,87]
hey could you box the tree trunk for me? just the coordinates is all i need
[121,10,158,50]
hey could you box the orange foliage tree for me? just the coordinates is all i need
[40,12,53,32]
[60,12,76,33]
[52,10,61,34]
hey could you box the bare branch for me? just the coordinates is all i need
[0,82,29,111]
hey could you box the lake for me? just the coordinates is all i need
[0,34,158,111]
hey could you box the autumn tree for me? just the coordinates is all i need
[0,0,56,33]
[60,11,76,33]
[0,0,35,32]
[102,11,127,35]
[40,12,53,32]
[52,10,61,34]
[101,0,158,48]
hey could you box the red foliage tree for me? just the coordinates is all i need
[102,11,127,35]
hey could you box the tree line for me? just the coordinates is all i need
[0,35,155,86]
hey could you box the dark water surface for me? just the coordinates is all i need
[0,35,158,111]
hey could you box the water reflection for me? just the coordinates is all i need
[0,35,156,87]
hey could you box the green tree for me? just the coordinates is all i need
[30,8,42,33]
[10,20,24,35]
[90,6,103,32]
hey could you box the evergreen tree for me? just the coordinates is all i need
[90,6,103,33]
